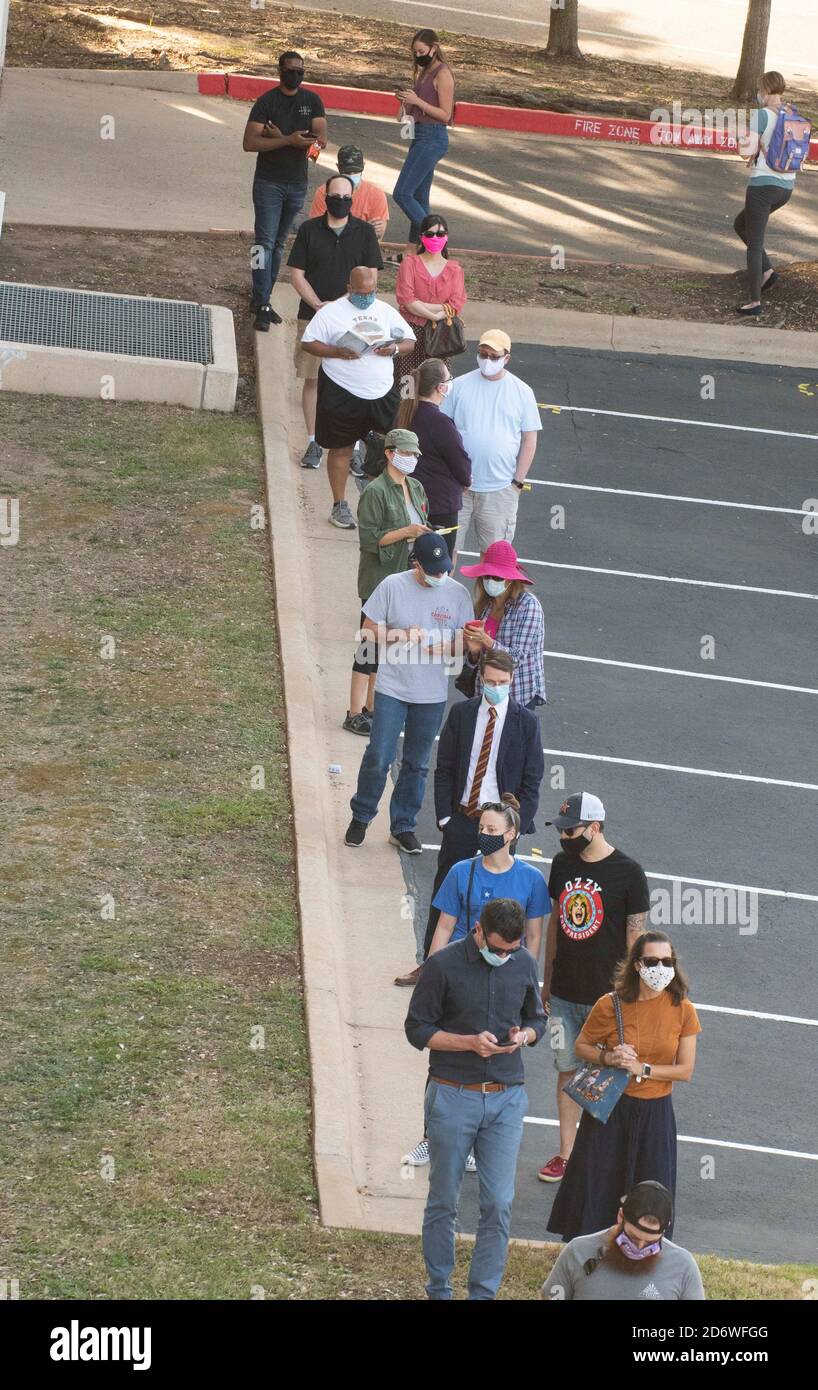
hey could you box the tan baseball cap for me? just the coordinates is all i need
[479,329,511,354]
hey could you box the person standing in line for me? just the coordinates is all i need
[735,72,803,316]
[308,144,389,240]
[537,793,650,1185]
[541,1182,705,1301]
[460,541,546,709]
[300,267,415,530]
[288,176,384,471]
[344,428,432,736]
[441,331,541,556]
[344,532,473,853]
[405,897,547,1301]
[394,214,467,380]
[393,358,471,559]
[546,933,701,1243]
[392,31,455,259]
[243,52,327,332]
[394,648,544,986]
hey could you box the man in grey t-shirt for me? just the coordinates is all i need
[345,534,473,855]
[541,1182,705,1301]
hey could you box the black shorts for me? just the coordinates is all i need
[352,608,379,676]
[315,369,400,450]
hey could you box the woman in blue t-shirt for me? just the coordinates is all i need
[429,796,549,962]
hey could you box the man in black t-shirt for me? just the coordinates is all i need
[288,180,383,470]
[537,792,650,1185]
[242,51,327,332]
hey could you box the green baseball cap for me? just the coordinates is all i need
[384,428,420,453]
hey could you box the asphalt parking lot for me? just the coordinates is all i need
[393,341,818,1265]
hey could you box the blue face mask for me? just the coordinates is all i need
[348,171,363,188]
[483,682,509,705]
[349,291,376,309]
[479,944,511,968]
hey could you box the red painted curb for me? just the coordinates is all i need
[201,73,818,161]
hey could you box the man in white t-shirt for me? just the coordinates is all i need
[440,329,541,555]
[345,532,474,854]
[301,266,415,530]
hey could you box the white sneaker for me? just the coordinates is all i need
[403,1139,429,1166]
[465,1152,477,1173]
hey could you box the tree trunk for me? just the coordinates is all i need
[728,0,772,103]
[546,0,584,62]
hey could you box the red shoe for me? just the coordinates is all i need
[537,1155,567,1183]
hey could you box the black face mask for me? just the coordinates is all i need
[560,832,592,857]
[415,52,434,67]
[326,194,353,218]
[280,70,304,89]
[478,831,507,858]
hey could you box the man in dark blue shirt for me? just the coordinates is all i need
[405,898,547,1300]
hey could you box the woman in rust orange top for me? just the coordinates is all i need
[547,931,701,1243]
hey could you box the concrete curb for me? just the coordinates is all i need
[200,72,818,161]
[24,67,201,93]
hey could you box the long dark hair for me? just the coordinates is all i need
[412,28,442,72]
[394,358,449,430]
[613,931,690,1007]
[416,212,450,258]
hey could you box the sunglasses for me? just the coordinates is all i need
[484,942,520,958]
[286,67,305,78]
[640,956,674,968]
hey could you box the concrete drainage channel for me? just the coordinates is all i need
[0,281,238,410]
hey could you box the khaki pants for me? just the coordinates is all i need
[455,485,519,556]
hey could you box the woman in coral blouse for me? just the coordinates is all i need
[546,931,701,1243]
[394,214,467,381]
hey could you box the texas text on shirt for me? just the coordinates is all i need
[301,298,414,398]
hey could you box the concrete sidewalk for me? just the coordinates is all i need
[3,69,817,270]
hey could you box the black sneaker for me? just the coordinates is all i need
[343,710,372,736]
[389,831,422,855]
[254,304,282,331]
[345,819,367,847]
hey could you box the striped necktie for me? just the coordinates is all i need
[466,706,498,817]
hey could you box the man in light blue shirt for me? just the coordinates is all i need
[441,328,541,554]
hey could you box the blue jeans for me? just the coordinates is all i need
[251,177,306,307]
[423,1080,528,1300]
[392,124,449,241]
[350,691,446,834]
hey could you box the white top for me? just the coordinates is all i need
[301,295,415,399]
[441,368,542,491]
[461,693,509,807]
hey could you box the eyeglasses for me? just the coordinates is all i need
[640,957,674,968]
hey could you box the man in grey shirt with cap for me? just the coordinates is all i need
[541,1181,705,1300]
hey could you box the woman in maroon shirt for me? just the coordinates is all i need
[395,213,467,381]
[394,357,471,558]
[393,30,455,256]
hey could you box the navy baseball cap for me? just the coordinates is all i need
[411,532,452,576]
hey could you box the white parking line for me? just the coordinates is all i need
[418,845,818,904]
[537,404,818,441]
[529,479,813,517]
[533,988,817,1027]
[522,1117,818,1161]
[541,650,818,697]
[540,746,818,792]
[458,551,818,601]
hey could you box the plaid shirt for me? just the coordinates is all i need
[474,590,546,708]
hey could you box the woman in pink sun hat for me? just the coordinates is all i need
[459,540,546,709]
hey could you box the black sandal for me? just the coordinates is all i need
[736,303,762,317]
[762,271,779,293]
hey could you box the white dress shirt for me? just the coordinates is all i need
[439,695,510,826]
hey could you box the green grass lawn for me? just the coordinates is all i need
[0,392,814,1300]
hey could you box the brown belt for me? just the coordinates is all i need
[431,1076,508,1093]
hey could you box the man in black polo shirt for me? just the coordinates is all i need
[406,898,547,1300]
[288,176,383,470]
[242,51,327,333]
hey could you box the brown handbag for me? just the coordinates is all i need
[423,302,466,358]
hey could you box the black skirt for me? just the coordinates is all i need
[547,1092,678,1241]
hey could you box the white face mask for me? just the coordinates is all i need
[438,379,452,396]
[477,354,506,377]
[483,577,507,598]
[423,571,447,587]
[637,961,675,993]
[392,452,417,474]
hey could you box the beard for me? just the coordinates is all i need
[605,1228,663,1275]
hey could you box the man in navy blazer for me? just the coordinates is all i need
[395,649,545,984]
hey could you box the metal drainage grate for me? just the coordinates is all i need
[0,282,213,365]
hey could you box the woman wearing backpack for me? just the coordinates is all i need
[734,71,807,316]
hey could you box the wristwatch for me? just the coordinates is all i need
[641,1063,652,1079]
[512,479,524,491]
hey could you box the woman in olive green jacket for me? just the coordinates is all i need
[344,428,433,735]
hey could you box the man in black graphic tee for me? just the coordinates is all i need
[537,791,650,1184]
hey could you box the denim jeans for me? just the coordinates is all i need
[423,1079,528,1300]
[251,177,307,307]
[392,124,449,241]
[349,691,446,834]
